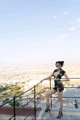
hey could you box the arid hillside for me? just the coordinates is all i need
[0,65,80,87]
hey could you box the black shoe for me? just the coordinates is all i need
[57,111,63,119]
[45,108,50,112]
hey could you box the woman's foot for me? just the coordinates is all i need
[45,105,50,112]
[57,110,63,119]
[45,108,50,112]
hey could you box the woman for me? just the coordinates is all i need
[42,61,70,119]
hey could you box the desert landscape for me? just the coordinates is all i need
[0,64,80,86]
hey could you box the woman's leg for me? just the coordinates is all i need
[57,89,63,111]
[46,89,56,108]
[57,90,63,118]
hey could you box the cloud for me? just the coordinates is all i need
[70,18,80,25]
[69,27,76,31]
[53,15,57,18]
[64,11,68,15]
[55,33,67,41]
[75,18,80,23]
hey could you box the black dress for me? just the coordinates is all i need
[52,69,65,92]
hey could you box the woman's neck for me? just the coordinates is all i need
[57,68,62,70]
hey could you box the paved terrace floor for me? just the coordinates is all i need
[42,110,80,120]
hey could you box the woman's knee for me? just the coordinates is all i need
[46,91,52,97]
[46,89,56,97]
[58,97,63,102]
[46,92,50,97]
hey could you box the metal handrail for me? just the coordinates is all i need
[0,98,13,108]
[15,86,34,98]
[0,77,80,120]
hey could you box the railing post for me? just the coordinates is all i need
[13,96,16,120]
[49,78,52,109]
[49,78,51,90]
[34,86,36,120]
[74,100,78,108]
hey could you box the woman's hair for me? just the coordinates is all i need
[55,61,64,67]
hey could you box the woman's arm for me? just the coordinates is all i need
[62,72,70,82]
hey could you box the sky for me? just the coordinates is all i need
[0,0,80,67]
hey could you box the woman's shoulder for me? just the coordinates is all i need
[60,69,65,75]
[61,69,65,72]
[53,68,65,74]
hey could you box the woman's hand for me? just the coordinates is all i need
[41,79,45,83]
[63,73,70,81]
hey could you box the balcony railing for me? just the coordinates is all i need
[0,77,80,120]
